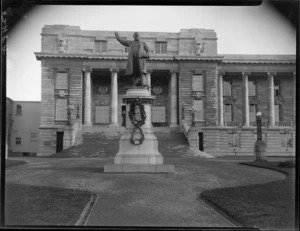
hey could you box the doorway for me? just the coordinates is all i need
[56,131,64,153]
[121,105,126,127]
[95,106,110,124]
[198,132,203,151]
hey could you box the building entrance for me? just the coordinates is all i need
[198,132,204,151]
[95,106,110,124]
[121,105,126,127]
[56,131,64,153]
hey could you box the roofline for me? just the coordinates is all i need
[35,52,223,62]
[13,101,41,103]
[34,52,296,64]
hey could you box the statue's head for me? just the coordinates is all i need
[133,32,140,41]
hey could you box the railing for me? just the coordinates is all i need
[226,121,293,127]
[275,121,294,127]
[224,121,242,127]
[250,122,267,127]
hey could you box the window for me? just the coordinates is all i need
[192,75,204,91]
[55,72,68,121]
[224,104,232,122]
[55,72,68,89]
[248,80,256,96]
[152,106,166,123]
[249,104,257,122]
[223,79,232,96]
[193,100,204,121]
[95,40,107,52]
[155,42,167,54]
[16,104,22,115]
[275,104,280,122]
[55,98,68,120]
[16,137,21,145]
[274,81,280,96]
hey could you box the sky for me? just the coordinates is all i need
[6,3,296,101]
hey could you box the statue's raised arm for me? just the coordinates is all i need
[115,31,150,87]
[115,31,129,47]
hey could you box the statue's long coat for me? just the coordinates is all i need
[116,37,150,76]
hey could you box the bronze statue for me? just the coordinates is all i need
[114,31,150,87]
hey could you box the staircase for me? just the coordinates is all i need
[153,127,190,158]
[50,126,189,158]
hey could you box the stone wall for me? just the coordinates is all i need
[38,128,57,156]
[178,61,219,125]
[187,127,296,156]
[38,58,83,156]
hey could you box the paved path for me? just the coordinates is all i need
[5,157,286,227]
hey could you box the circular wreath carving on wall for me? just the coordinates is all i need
[153,86,163,95]
[97,85,109,94]
[128,98,147,145]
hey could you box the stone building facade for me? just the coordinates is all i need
[35,25,296,156]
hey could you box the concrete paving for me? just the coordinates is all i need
[5,156,286,227]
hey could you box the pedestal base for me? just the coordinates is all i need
[104,164,174,173]
[104,87,174,173]
[115,129,162,164]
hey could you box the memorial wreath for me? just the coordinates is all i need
[128,98,146,145]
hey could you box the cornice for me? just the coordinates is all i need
[34,52,296,65]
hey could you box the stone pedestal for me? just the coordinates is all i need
[104,87,174,173]
[254,140,267,162]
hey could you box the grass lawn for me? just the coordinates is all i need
[5,159,27,168]
[201,160,295,230]
[5,183,93,226]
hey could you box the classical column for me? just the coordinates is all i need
[146,69,152,88]
[218,71,225,126]
[267,72,276,127]
[83,67,92,126]
[5,139,8,159]
[242,72,250,127]
[170,70,178,127]
[293,72,296,127]
[109,67,119,127]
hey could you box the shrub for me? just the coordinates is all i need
[278,160,295,168]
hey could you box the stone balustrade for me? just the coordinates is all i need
[275,121,294,127]
[224,121,242,127]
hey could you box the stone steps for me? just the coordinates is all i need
[50,126,189,158]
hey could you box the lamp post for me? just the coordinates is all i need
[181,102,186,120]
[256,112,262,140]
[254,111,267,162]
